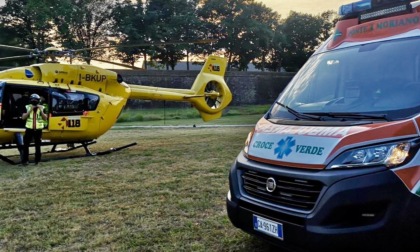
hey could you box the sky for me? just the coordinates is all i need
[259,0,352,18]
[0,0,352,17]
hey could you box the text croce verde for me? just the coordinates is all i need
[253,141,324,156]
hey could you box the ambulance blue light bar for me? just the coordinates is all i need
[339,0,414,18]
[339,0,371,16]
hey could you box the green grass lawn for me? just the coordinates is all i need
[115,113,263,127]
[116,105,270,127]
[0,126,278,251]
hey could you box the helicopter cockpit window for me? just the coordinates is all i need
[51,90,99,116]
[84,94,99,110]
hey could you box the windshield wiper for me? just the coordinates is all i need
[307,112,389,121]
[275,102,321,121]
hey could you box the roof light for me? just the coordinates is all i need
[371,0,411,8]
[339,0,372,17]
[338,0,414,19]
[360,4,409,21]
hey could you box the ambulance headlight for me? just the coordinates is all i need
[329,142,411,169]
[243,130,255,157]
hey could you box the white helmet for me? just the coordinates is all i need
[30,93,41,105]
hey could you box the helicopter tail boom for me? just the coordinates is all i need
[128,56,232,121]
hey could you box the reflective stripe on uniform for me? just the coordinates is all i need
[25,105,44,129]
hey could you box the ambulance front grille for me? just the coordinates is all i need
[242,170,323,211]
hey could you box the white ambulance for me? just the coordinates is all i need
[227,0,420,251]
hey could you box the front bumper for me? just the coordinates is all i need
[227,152,420,252]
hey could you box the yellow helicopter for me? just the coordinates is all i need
[0,44,232,164]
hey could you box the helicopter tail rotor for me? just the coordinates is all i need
[185,56,232,121]
[127,56,232,121]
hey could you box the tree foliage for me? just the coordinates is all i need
[0,0,338,71]
[0,0,55,49]
[112,0,148,68]
[144,0,202,70]
[53,0,117,63]
[198,0,279,71]
[254,10,338,72]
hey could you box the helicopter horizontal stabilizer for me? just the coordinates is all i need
[128,56,232,121]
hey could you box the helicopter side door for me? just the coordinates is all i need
[49,88,99,132]
[1,84,49,129]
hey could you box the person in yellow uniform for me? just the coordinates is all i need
[21,93,48,165]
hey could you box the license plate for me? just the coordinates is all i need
[253,215,284,240]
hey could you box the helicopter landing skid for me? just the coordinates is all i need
[49,141,98,155]
[44,141,138,161]
[0,141,137,165]
[49,141,137,156]
[0,154,15,165]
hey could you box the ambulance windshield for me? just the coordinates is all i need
[270,37,420,121]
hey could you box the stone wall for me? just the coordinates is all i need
[115,69,295,108]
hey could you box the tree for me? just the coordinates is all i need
[0,21,32,66]
[112,0,149,68]
[0,0,57,64]
[144,0,201,70]
[199,0,279,71]
[240,2,279,71]
[319,10,339,42]
[53,0,118,64]
[255,25,286,72]
[0,0,337,71]
[280,11,336,72]
[198,0,247,70]
[176,2,208,70]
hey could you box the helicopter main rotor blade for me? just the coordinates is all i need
[0,44,34,52]
[0,55,35,61]
[91,58,143,70]
[72,39,217,53]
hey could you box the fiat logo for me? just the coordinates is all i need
[266,177,277,193]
